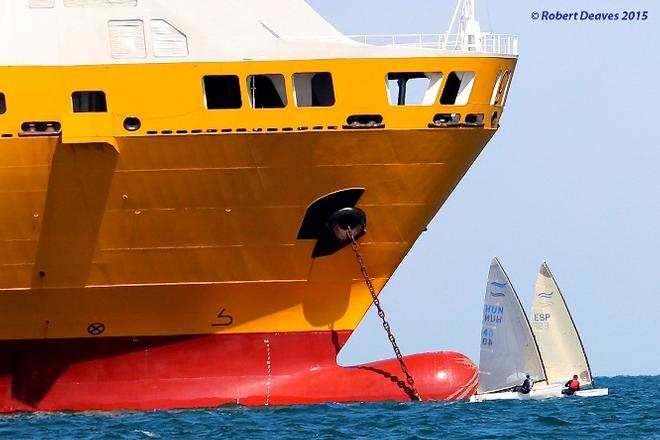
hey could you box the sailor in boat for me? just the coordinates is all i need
[562,375,581,395]
[512,373,533,394]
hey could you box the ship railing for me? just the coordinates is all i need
[347,33,518,56]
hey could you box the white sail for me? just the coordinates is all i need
[531,263,593,386]
[477,258,546,394]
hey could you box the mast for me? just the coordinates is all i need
[446,0,483,51]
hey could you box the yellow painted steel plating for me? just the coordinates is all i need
[0,56,516,339]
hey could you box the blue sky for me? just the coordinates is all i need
[307,0,660,377]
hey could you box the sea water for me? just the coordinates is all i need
[0,376,658,439]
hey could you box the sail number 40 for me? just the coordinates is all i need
[481,328,495,346]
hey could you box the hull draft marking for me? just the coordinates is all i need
[212,309,234,327]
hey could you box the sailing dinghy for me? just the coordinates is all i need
[469,258,563,402]
[531,263,608,397]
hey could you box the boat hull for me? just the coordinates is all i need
[574,388,609,397]
[469,384,564,402]
[0,330,478,412]
[0,55,515,413]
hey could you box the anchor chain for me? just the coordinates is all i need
[346,228,422,402]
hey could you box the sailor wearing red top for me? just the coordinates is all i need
[562,374,580,395]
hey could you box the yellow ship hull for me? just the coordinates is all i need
[0,128,496,339]
[0,55,515,409]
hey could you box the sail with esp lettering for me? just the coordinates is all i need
[531,263,593,386]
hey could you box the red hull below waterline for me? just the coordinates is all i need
[0,331,478,412]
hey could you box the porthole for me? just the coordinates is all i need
[123,116,141,131]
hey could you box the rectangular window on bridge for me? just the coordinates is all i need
[440,71,475,105]
[247,74,287,109]
[204,75,242,109]
[72,91,108,113]
[293,72,335,107]
[0,93,5,114]
[386,72,443,106]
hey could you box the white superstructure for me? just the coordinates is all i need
[0,0,517,66]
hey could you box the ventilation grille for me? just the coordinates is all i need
[109,20,146,59]
[28,0,55,8]
[151,19,188,57]
[64,0,137,6]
